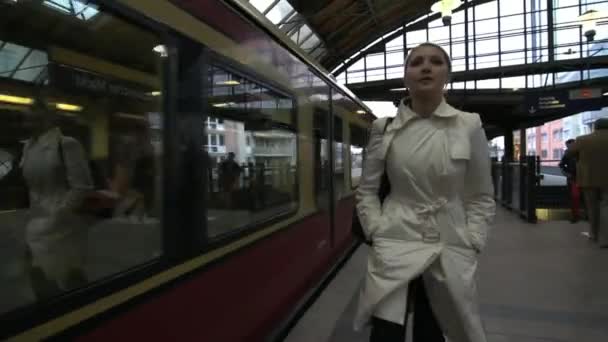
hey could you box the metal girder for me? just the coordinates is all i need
[362,0,379,25]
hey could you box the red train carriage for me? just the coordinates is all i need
[0,0,373,340]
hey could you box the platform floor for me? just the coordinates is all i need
[284,207,608,342]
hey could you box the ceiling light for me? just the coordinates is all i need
[218,80,240,86]
[577,9,602,42]
[153,45,168,57]
[213,102,236,108]
[0,94,34,105]
[116,113,145,121]
[431,0,463,26]
[513,88,519,91]
[604,92,608,96]
[356,110,366,114]
[390,87,407,92]
[148,91,162,97]
[56,103,83,112]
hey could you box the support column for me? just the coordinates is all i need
[504,128,514,162]
[520,128,527,161]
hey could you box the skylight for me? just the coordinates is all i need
[43,0,99,21]
[0,41,49,83]
[247,0,327,60]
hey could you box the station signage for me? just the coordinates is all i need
[525,88,603,115]
[48,63,153,101]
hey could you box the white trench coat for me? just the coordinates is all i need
[354,99,495,342]
[21,128,93,289]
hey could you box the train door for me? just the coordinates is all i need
[313,106,333,244]
[331,111,347,247]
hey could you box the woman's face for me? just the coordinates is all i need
[404,45,450,96]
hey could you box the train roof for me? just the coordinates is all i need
[223,0,376,119]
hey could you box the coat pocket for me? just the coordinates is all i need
[449,137,471,161]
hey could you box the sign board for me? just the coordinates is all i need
[525,88,604,115]
[568,88,602,100]
[48,63,153,101]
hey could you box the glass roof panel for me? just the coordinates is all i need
[0,42,29,74]
[247,0,325,61]
[301,35,320,50]
[12,50,49,82]
[43,0,99,21]
[13,66,45,83]
[250,0,275,13]
[278,11,298,28]
[290,24,313,44]
[266,0,296,25]
[0,42,48,82]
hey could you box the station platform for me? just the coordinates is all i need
[284,207,608,342]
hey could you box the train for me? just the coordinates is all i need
[0,0,375,340]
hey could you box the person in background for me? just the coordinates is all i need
[567,118,608,247]
[219,152,242,208]
[559,139,581,223]
[355,42,495,342]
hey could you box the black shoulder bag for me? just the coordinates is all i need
[351,117,393,245]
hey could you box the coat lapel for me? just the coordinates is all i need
[379,98,458,161]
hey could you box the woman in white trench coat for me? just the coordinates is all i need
[21,99,94,298]
[355,43,496,342]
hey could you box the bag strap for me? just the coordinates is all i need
[57,136,72,189]
[58,137,65,168]
[382,117,393,168]
[383,117,393,133]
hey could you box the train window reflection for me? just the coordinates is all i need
[350,125,367,188]
[0,2,163,314]
[313,109,330,211]
[205,66,297,239]
[333,116,346,200]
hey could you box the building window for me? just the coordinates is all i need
[205,65,297,239]
[552,129,563,141]
[541,149,548,158]
[206,116,224,130]
[553,148,563,159]
[542,133,548,142]
[350,124,367,188]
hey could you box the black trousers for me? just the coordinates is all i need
[369,276,445,342]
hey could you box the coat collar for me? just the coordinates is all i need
[386,98,457,133]
[26,127,62,149]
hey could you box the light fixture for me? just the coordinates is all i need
[153,45,168,57]
[604,92,608,96]
[218,80,240,86]
[0,94,34,105]
[356,110,366,114]
[577,9,601,42]
[212,102,236,108]
[431,0,463,26]
[55,103,83,112]
[116,113,146,121]
[148,91,162,97]
[513,88,520,91]
[390,87,407,92]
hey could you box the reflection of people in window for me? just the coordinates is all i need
[20,100,93,298]
[219,152,241,208]
[110,129,155,220]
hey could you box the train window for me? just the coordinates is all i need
[313,108,330,211]
[0,1,164,314]
[205,65,297,239]
[350,124,367,188]
[333,115,346,200]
